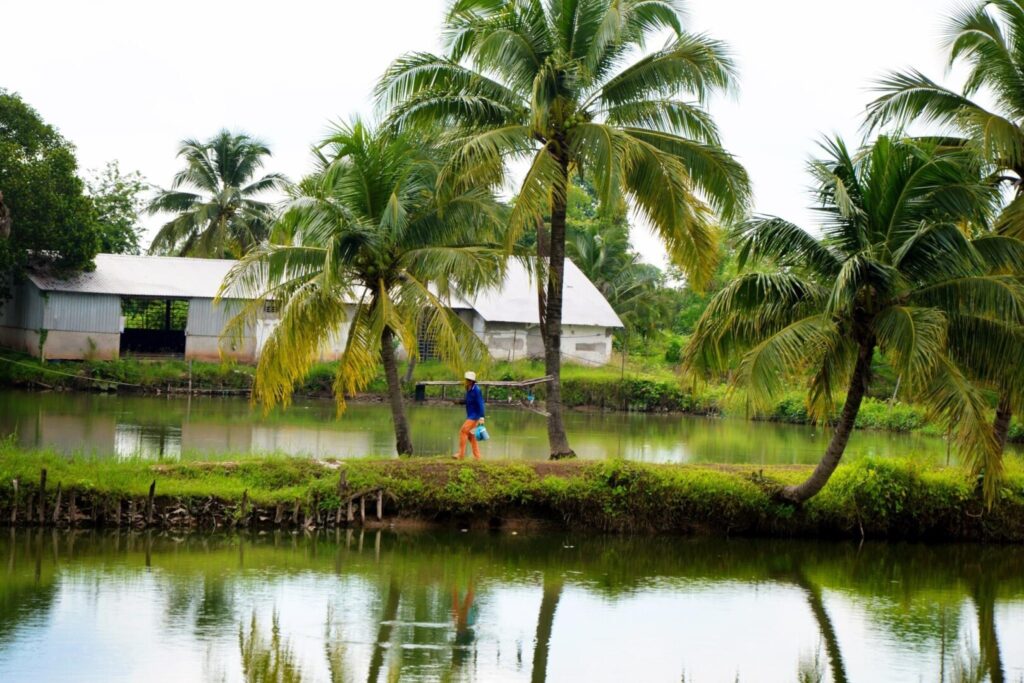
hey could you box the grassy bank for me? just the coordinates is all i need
[3,351,1022,442]
[1,445,1022,541]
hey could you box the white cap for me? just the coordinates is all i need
[464,371,477,382]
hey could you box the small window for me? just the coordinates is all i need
[263,300,281,315]
[575,342,602,352]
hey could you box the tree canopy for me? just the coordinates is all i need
[86,161,149,255]
[0,89,99,295]
[148,130,287,258]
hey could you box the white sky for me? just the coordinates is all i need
[2,0,956,266]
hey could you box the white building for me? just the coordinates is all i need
[1,254,622,365]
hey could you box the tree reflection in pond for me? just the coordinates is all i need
[0,531,1022,682]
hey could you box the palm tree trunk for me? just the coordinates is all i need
[794,573,848,683]
[544,147,574,459]
[530,576,563,683]
[367,579,402,683]
[993,390,1013,454]
[380,327,414,456]
[782,340,874,503]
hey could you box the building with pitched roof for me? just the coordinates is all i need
[0,254,622,365]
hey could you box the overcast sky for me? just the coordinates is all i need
[3,0,957,266]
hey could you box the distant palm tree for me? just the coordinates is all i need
[685,135,1024,504]
[148,130,286,258]
[219,121,503,455]
[377,0,750,459]
[867,0,1024,454]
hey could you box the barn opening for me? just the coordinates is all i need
[120,297,188,356]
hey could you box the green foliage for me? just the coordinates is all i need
[0,89,99,296]
[664,337,683,364]
[219,121,505,432]
[686,134,1024,503]
[148,130,286,258]
[85,161,149,255]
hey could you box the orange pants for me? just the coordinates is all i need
[457,419,481,460]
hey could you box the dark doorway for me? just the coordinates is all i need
[120,298,188,356]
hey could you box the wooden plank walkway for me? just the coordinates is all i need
[415,375,553,388]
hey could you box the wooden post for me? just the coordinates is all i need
[359,496,366,524]
[376,490,383,521]
[346,498,354,523]
[146,480,156,526]
[68,491,77,527]
[10,479,17,525]
[240,490,249,527]
[274,503,284,526]
[52,484,62,525]
[336,471,347,526]
[37,468,47,525]
[291,500,301,526]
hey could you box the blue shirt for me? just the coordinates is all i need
[465,384,485,420]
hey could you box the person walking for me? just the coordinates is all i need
[454,371,485,460]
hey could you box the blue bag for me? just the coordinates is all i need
[474,425,490,441]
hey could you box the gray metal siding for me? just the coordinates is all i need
[43,292,120,333]
[187,298,247,337]
[1,282,45,330]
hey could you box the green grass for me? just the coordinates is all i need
[2,441,1022,540]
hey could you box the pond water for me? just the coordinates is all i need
[2,389,1022,465]
[0,530,1020,682]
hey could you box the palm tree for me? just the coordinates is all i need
[867,0,1024,454]
[376,0,750,458]
[148,130,286,258]
[219,121,503,455]
[684,135,1024,504]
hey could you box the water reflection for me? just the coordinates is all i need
[5,389,1019,465]
[0,531,1022,682]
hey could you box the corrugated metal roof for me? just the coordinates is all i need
[457,259,623,328]
[27,254,239,299]
[27,254,623,328]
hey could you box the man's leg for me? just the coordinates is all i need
[455,420,473,459]
[468,425,481,460]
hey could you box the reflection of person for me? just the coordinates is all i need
[451,581,477,646]
[453,371,485,460]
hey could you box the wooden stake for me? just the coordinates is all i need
[376,490,383,521]
[346,498,354,523]
[68,491,77,527]
[37,468,47,524]
[291,500,301,525]
[52,483,62,525]
[10,479,17,525]
[359,496,366,524]
[274,503,284,526]
[240,490,249,527]
[146,480,156,526]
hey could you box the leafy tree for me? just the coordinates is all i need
[219,121,504,455]
[867,0,1024,453]
[685,135,1024,504]
[377,0,750,458]
[148,130,286,258]
[85,161,149,254]
[0,89,99,296]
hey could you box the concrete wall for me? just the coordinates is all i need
[186,333,257,362]
[39,330,120,361]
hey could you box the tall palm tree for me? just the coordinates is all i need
[376,0,750,458]
[867,0,1024,453]
[684,135,1024,504]
[219,121,503,455]
[148,130,286,258]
